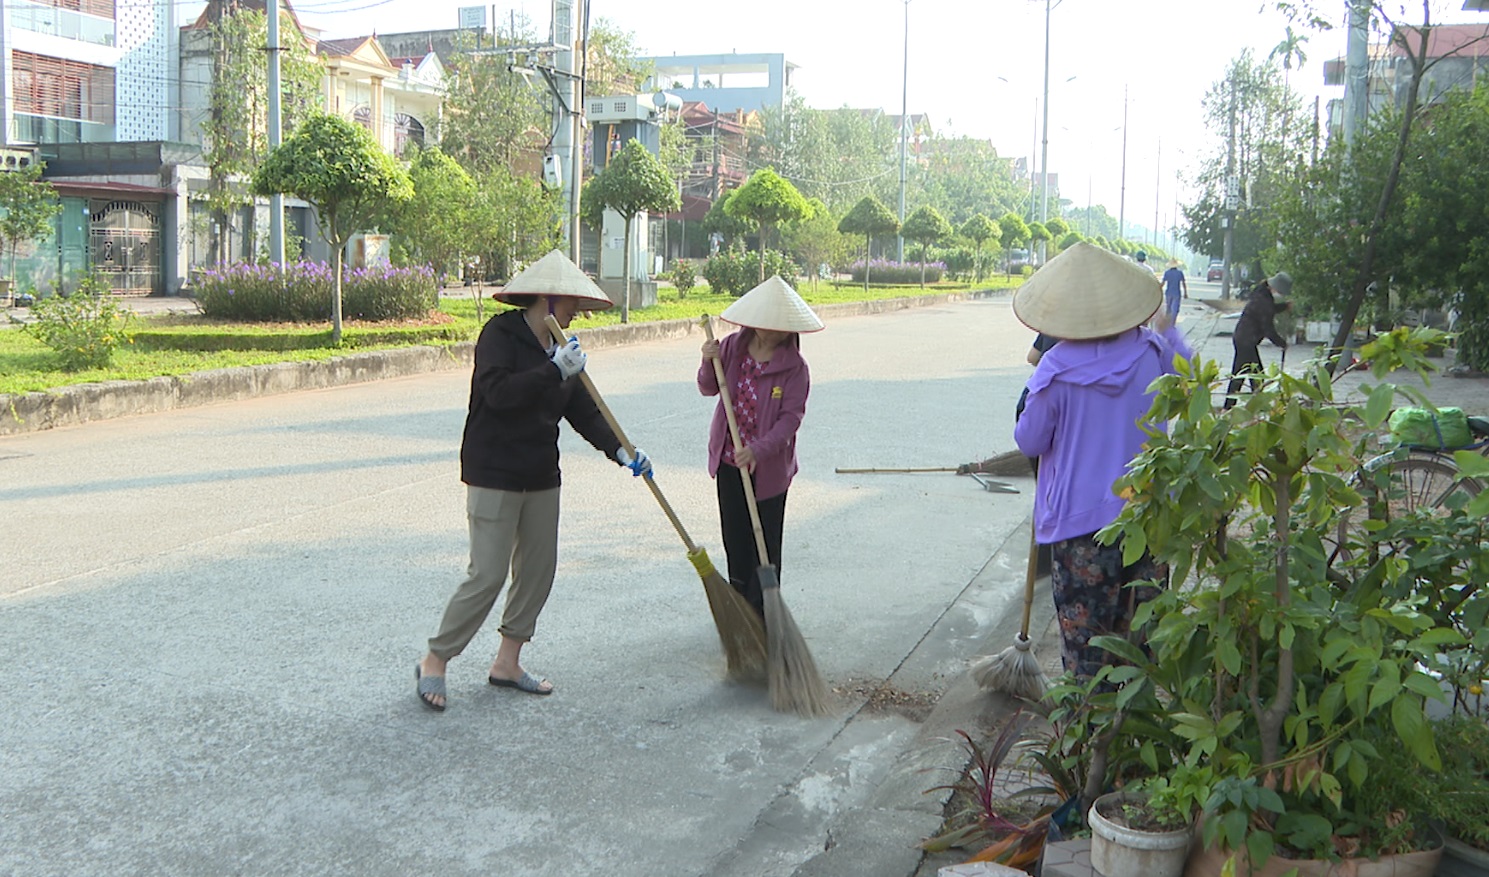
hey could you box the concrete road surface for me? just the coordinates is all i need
[2,298,1067,877]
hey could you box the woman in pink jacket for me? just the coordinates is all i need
[698,276,824,619]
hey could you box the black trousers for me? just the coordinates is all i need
[715,463,787,618]
[1224,341,1264,409]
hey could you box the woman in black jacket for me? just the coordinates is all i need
[415,252,652,711]
[1224,271,1292,409]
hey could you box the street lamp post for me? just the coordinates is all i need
[1037,0,1052,249]
[897,0,910,263]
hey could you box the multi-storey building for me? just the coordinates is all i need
[1,0,447,296]
[1,0,186,294]
[1323,23,1489,136]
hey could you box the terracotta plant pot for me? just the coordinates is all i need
[1087,791,1193,877]
[1183,837,1443,877]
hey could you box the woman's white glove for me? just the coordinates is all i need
[615,447,653,478]
[550,336,586,380]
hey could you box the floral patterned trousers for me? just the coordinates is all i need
[1049,532,1168,681]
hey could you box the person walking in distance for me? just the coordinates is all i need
[1161,258,1188,320]
[415,251,654,711]
[698,276,823,620]
[1012,243,1194,681]
[1224,271,1292,409]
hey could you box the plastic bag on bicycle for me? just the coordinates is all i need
[1388,406,1473,449]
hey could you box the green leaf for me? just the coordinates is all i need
[1392,695,1441,770]
[1363,381,1396,428]
[1245,830,1275,872]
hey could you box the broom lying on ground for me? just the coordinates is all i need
[543,315,766,680]
[971,525,1052,701]
[703,315,834,717]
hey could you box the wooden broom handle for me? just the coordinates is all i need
[700,316,774,566]
[1019,525,1038,639]
[543,314,698,552]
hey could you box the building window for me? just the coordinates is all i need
[11,51,115,124]
[33,0,114,18]
[352,105,372,131]
[394,113,424,155]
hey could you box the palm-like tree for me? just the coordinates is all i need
[1270,26,1309,142]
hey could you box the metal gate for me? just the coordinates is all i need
[89,199,160,294]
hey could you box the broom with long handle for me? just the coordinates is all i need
[702,316,833,717]
[543,315,766,679]
[971,523,1052,700]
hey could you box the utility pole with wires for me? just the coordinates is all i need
[1037,0,1053,261]
[1118,85,1128,243]
[266,0,284,265]
[897,0,910,263]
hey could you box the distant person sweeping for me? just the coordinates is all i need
[415,251,653,711]
[1224,271,1292,409]
[697,276,822,620]
[1011,242,1194,681]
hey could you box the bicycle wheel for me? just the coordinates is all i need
[1333,453,1483,563]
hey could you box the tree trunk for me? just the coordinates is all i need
[863,236,871,292]
[1326,23,1431,375]
[919,243,927,288]
[621,213,632,324]
[758,227,766,284]
[332,242,344,346]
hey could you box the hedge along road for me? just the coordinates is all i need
[0,296,1049,877]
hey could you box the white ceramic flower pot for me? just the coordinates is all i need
[1088,791,1193,877]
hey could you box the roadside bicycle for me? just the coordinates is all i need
[1332,415,1489,561]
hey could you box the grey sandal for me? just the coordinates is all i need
[415,665,447,711]
[487,670,553,696]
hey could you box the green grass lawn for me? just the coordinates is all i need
[1,278,1018,396]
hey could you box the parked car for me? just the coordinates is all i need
[1206,260,1224,282]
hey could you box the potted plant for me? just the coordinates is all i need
[1371,714,1489,875]
[1094,327,1460,877]
[1087,768,1214,877]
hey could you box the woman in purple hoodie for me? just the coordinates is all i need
[699,277,824,619]
[1012,243,1194,680]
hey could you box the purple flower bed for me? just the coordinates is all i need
[847,259,945,284]
[193,262,437,322]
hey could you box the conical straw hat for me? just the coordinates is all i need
[1012,242,1162,340]
[496,250,615,310]
[719,275,824,333]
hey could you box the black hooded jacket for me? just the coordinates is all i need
[1233,282,1287,349]
[459,309,621,491]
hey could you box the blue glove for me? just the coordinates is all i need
[550,336,586,380]
[615,446,653,478]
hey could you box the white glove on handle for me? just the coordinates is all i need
[551,336,586,380]
[615,446,653,478]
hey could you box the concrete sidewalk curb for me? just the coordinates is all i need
[0,288,1008,436]
[789,520,1058,877]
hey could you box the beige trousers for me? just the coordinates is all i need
[427,485,560,660]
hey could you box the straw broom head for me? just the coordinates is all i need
[689,547,767,681]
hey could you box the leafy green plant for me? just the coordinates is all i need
[701,247,799,297]
[26,274,131,370]
[1094,327,1464,867]
[670,258,695,298]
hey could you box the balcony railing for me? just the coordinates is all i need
[10,0,116,46]
[11,113,115,145]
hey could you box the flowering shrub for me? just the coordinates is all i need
[193,262,436,322]
[848,259,944,285]
[26,273,131,370]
